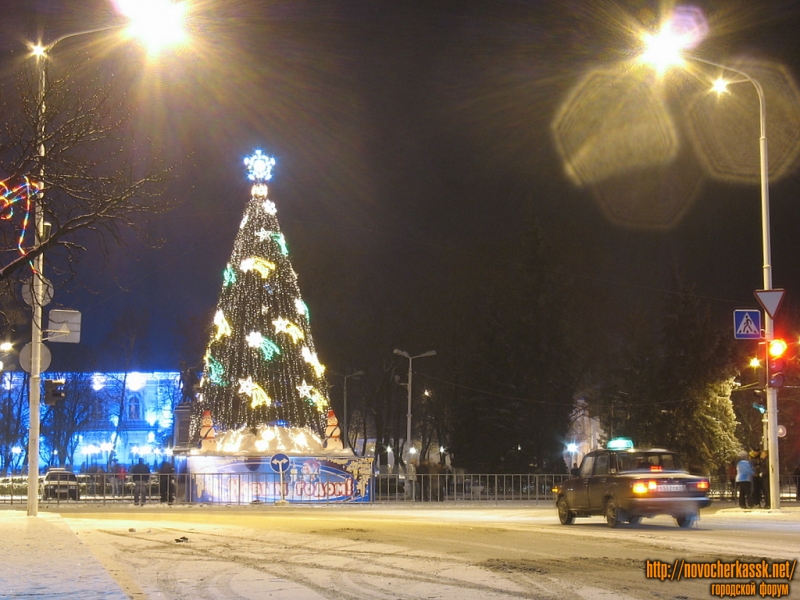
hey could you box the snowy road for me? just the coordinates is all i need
[62,503,800,599]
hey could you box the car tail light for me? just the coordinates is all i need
[632,480,658,494]
[696,480,709,490]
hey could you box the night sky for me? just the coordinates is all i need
[2,0,800,374]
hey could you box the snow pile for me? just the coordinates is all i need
[192,424,353,457]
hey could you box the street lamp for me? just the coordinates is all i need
[0,342,13,372]
[641,20,781,508]
[567,443,578,469]
[393,349,436,464]
[340,370,364,452]
[24,2,187,518]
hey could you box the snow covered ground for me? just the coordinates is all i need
[3,502,800,599]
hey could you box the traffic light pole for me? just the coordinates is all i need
[759,123,780,510]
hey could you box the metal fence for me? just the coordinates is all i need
[1,472,798,505]
[375,473,573,503]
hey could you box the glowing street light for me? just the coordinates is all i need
[640,13,782,508]
[393,349,436,466]
[115,0,189,55]
[24,0,188,518]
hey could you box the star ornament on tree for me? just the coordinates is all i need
[213,310,232,340]
[244,150,276,182]
[246,331,281,361]
[241,257,276,279]
[245,331,264,348]
[273,317,305,343]
[310,390,328,412]
[239,375,272,408]
[297,380,313,398]
[301,347,325,377]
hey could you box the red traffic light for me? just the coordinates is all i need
[767,339,788,388]
[769,338,788,358]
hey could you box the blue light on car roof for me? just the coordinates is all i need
[606,438,634,450]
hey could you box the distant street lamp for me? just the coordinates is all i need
[567,443,578,468]
[0,341,13,372]
[24,1,188,518]
[393,349,436,464]
[640,17,781,508]
[340,370,364,451]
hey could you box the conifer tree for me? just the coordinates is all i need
[190,151,330,439]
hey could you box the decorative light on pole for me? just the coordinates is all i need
[393,349,436,463]
[640,13,782,508]
[23,1,188,517]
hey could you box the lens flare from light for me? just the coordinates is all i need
[115,0,188,55]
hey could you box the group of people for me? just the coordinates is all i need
[100,459,177,505]
[733,450,769,509]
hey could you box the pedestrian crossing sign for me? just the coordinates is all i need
[733,310,762,339]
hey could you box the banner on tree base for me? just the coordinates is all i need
[187,455,374,503]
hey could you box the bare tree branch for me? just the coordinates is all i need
[0,57,179,286]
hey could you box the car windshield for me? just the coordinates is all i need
[617,452,682,473]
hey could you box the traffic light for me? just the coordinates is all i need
[43,379,66,406]
[767,338,788,389]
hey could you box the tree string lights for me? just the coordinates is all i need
[190,151,330,440]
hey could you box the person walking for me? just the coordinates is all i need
[131,458,151,506]
[735,452,753,509]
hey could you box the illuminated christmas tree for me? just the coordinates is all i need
[190,151,330,440]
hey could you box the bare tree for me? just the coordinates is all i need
[40,372,95,469]
[0,372,29,474]
[0,56,177,288]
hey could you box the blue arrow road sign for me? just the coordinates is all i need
[270,453,290,473]
[734,310,762,340]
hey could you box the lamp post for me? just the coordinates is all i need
[641,25,781,508]
[393,349,436,463]
[341,370,364,451]
[567,443,578,470]
[24,3,187,517]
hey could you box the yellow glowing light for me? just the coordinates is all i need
[749,357,761,368]
[302,347,325,377]
[238,375,272,408]
[711,78,730,94]
[311,390,328,412]
[240,257,276,279]
[639,25,687,74]
[116,0,189,55]
[273,317,304,343]
[213,310,231,340]
[31,44,47,58]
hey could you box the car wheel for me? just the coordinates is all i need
[557,497,575,525]
[628,515,642,525]
[676,512,697,528]
[605,498,624,527]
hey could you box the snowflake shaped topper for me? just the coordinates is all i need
[244,150,276,182]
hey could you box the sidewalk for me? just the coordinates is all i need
[0,510,128,599]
